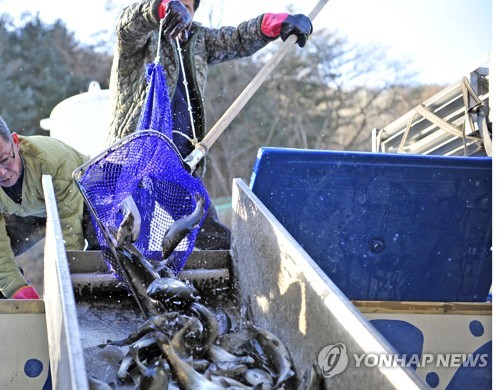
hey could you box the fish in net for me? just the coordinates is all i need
[74,62,210,279]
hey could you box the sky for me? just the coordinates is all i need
[1,0,497,353]
[0,0,493,86]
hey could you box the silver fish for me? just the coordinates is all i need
[217,328,254,355]
[110,225,161,279]
[247,323,295,388]
[162,194,206,260]
[138,357,170,390]
[117,334,159,380]
[101,312,180,347]
[187,358,211,372]
[117,247,163,318]
[116,210,136,246]
[189,302,219,356]
[170,316,204,358]
[207,361,249,377]
[207,344,255,378]
[129,334,161,366]
[154,333,221,390]
[108,226,167,317]
[87,375,115,390]
[298,364,325,390]
[214,308,232,336]
[207,344,254,367]
[209,374,253,389]
[146,277,200,302]
[243,368,274,389]
[116,352,135,381]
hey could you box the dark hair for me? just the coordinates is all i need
[194,0,200,11]
[0,116,11,142]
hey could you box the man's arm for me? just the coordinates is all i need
[0,213,29,298]
[115,0,164,56]
[203,16,274,65]
[202,13,312,65]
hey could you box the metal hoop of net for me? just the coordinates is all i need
[73,130,211,278]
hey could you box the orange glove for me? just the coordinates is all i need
[12,285,40,299]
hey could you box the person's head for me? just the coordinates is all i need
[180,0,200,16]
[0,116,22,188]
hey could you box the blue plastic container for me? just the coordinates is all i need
[250,147,492,302]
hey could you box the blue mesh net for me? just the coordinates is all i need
[74,63,210,277]
[76,131,210,275]
[137,63,173,138]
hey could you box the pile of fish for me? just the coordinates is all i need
[88,197,321,389]
[97,301,299,389]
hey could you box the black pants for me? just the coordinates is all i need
[194,203,231,250]
[190,172,231,250]
[4,200,229,257]
[83,203,230,250]
[4,214,46,256]
[4,205,99,256]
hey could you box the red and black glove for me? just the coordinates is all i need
[158,0,193,40]
[261,13,313,48]
[12,285,40,299]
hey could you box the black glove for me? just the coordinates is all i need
[158,0,193,40]
[261,13,313,48]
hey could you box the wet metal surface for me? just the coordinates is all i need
[75,275,242,388]
[76,296,143,387]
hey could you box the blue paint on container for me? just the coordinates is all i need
[446,341,492,390]
[426,372,440,388]
[469,320,485,337]
[43,365,52,390]
[250,148,492,302]
[369,319,424,370]
[24,358,43,378]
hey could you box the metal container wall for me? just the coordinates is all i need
[0,301,50,389]
[250,147,492,302]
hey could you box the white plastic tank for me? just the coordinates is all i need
[40,81,110,158]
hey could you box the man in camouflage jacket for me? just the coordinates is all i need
[108,0,313,249]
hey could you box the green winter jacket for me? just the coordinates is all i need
[108,0,274,145]
[0,135,88,298]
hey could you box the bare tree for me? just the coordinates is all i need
[201,28,441,198]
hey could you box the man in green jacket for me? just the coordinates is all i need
[107,0,313,250]
[0,116,89,299]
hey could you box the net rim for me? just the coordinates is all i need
[73,130,184,183]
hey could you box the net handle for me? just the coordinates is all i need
[184,0,330,171]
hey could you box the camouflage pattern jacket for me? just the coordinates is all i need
[108,0,274,148]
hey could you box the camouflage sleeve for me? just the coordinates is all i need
[203,15,275,65]
[0,213,28,298]
[115,0,163,56]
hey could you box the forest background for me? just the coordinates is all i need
[0,2,471,200]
